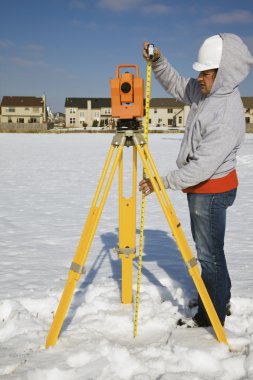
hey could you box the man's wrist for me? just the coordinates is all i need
[161,176,170,189]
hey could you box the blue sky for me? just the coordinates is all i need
[0,0,253,112]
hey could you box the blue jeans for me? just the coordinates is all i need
[187,189,237,325]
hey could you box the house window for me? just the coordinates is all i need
[178,116,182,124]
[154,109,157,113]
[167,108,173,113]
[8,117,12,123]
[245,117,250,123]
[70,108,76,114]
[70,118,76,124]
[25,107,30,110]
[18,118,24,123]
[80,111,85,119]
[94,111,100,119]
[104,108,111,115]
[29,117,38,123]
[168,119,173,126]
[158,118,162,123]
[6,107,15,112]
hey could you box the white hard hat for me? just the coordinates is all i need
[193,35,223,72]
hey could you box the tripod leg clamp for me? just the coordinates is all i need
[70,262,86,275]
[185,257,198,270]
[115,247,136,258]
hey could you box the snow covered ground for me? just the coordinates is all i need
[0,132,253,380]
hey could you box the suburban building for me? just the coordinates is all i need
[242,97,253,124]
[149,98,190,128]
[65,98,112,128]
[1,95,251,131]
[64,97,191,129]
[54,112,65,126]
[65,96,253,129]
[0,95,47,130]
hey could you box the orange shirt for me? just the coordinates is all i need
[183,169,238,194]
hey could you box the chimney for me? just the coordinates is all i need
[87,100,92,126]
[42,94,47,122]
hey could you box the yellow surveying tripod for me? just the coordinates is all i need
[46,58,229,349]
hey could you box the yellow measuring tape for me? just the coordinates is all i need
[134,59,152,337]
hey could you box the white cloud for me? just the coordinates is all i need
[142,4,171,15]
[70,0,171,14]
[22,44,44,52]
[10,57,47,68]
[208,10,253,24]
[0,39,13,49]
[21,44,44,58]
[98,0,147,12]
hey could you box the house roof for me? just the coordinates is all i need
[65,97,186,109]
[150,98,185,108]
[65,98,111,108]
[1,96,44,107]
[242,97,253,109]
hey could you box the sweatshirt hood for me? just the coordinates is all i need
[211,33,253,95]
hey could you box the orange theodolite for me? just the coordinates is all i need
[110,64,144,129]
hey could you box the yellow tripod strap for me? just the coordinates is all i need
[134,60,152,337]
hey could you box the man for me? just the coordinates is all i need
[139,34,253,327]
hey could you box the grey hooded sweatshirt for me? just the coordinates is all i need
[152,33,253,190]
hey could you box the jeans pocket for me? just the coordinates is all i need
[212,189,237,209]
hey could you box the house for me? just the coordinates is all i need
[64,97,188,129]
[242,97,253,125]
[0,95,47,130]
[65,96,253,130]
[65,98,112,128]
[149,98,190,128]
[54,112,65,126]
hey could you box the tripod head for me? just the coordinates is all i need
[110,64,144,130]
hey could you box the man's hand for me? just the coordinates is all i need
[139,178,154,196]
[143,42,160,62]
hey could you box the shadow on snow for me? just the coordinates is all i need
[61,228,195,334]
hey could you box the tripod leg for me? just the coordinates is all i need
[133,138,228,346]
[46,143,124,348]
[118,146,137,303]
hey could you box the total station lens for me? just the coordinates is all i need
[121,82,131,93]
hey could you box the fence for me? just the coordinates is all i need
[0,123,48,132]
